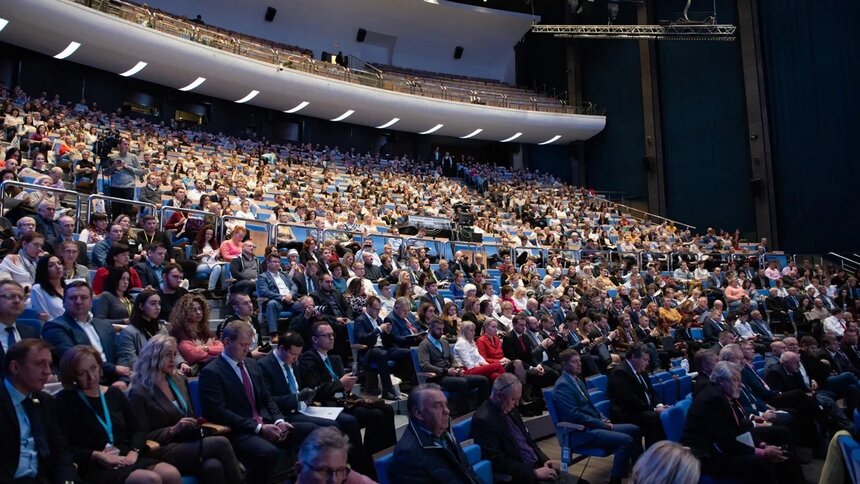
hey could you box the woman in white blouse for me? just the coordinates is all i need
[451,321,505,382]
[28,254,66,320]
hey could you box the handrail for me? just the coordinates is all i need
[586,194,696,231]
[158,205,218,234]
[827,252,860,265]
[0,181,85,231]
[86,193,156,223]
[219,216,272,255]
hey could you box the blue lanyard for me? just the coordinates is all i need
[166,377,189,416]
[77,389,114,444]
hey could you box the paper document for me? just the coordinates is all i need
[300,406,344,421]
[735,431,754,448]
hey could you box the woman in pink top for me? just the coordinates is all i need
[724,278,746,309]
[168,294,223,370]
[218,226,246,261]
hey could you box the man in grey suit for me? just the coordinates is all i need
[256,253,298,336]
[553,350,642,484]
[417,319,488,416]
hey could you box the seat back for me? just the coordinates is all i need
[588,390,606,403]
[188,378,202,416]
[374,452,393,484]
[542,387,561,428]
[678,375,692,400]
[660,404,687,443]
[838,435,860,484]
[453,416,472,443]
[346,321,356,345]
[595,399,611,419]
[585,374,607,392]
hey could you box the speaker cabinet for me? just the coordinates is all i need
[265,7,277,21]
[454,46,464,59]
[357,28,367,42]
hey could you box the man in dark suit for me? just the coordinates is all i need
[311,273,353,360]
[683,361,794,483]
[473,373,574,484]
[0,280,41,378]
[550,350,641,484]
[256,253,298,336]
[199,320,296,484]
[419,280,445,316]
[840,329,860,370]
[417,319,489,416]
[385,296,425,348]
[703,307,733,344]
[41,281,130,389]
[259,330,376,478]
[292,260,319,297]
[353,296,412,399]
[605,342,665,446]
[298,321,396,455]
[133,242,168,290]
[388,384,481,483]
[503,313,557,396]
[33,201,60,250]
[1,339,77,483]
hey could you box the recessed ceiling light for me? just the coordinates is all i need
[376,118,400,129]
[119,61,148,77]
[284,101,309,114]
[54,41,81,60]
[178,77,206,92]
[460,129,483,139]
[0,19,9,33]
[420,124,444,135]
[330,110,355,122]
[538,135,562,145]
[500,132,523,143]
[235,90,260,103]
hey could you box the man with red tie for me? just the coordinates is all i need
[199,321,299,484]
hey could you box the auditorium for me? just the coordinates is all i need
[0,0,857,483]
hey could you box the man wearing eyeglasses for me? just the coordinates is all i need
[0,280,41,378]
[295,427,374,484]
[229,240,260,296]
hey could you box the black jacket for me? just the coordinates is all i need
[606,361,661,423]
[472,398,549,483]
[388,418,480,484]
[259,351,304,416]
[297,350,346,406]
[682,382,757,467]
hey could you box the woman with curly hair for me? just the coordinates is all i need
[191,225,224,295]
[169,294,221,371]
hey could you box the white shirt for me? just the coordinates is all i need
[734,321,756,340]
[823,316,846,337]
[452,338,486,369]
[76,317,106,363]
[364,311,384,348]
[271,271,291,296]
[0,322,21,354]
[274,350,306,411]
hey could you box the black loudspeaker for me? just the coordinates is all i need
[357,28,367,42]
[454,46,464,59]
[265,7,277,21]
[750,178,764,196]
[642,155,654,171]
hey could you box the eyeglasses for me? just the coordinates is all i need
[314,333,335,339]
[302,463,350,481]
[0,294,25,301]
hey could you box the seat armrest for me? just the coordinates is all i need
[145,440,160,452]
[202,422,231,435]
[557,422,585,431]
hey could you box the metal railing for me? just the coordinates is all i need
[826,252,860,271]
[158,206,218,234]
[86,194,156,224]
[0,181,85,231]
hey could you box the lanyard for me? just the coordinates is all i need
[166,377,189,416]
[77,389,114,444]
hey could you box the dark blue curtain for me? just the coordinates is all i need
[655,0,755,235]
[757,0,860,252]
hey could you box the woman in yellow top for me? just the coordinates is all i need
[657,298,682,326]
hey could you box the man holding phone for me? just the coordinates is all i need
[104,137,143,217]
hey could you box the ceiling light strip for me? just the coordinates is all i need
[178,77,206,91]
[54,41,81,60]
[420,124,444,135]
[119,61,148,77]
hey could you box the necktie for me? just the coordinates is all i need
[307,276,314,293]
[22,396,48,457]
[519,335,526,352]
[323,356,338,380]
[5,326,15,350]
[284,363,298,394]
[635,371,651,406]
[236,362,261,424]
[405,318,418,334]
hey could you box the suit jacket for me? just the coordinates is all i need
[817,348,860,378]
[553,372,610,430]
[256,270,298,300]
[259,351,303,416]
[389,419,480,484]
[703,317,730,344]
[0,321,41,378]
[134,261,164,289]
[199,355,285,434]
[840,341,860,370]
[682,382,757,465]
[385,312,423,348]
[128,375,196,443]
[502,331,542,369]
[749,319,775,343]
[764,364,810,394]
[311,288,352,320]
[42,313,123,383]
[741,364,779,400]
[606,361,661,422]
[292,272,319,296]
[0,384,76,483]
[472,398,550,484]
[354,312,394,359]
[420,293,445,314]
[298,350,347,406]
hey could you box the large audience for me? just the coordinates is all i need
[1,80,859,484]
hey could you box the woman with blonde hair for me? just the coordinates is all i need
[631,441,700,484]
[129,335,243,483]
[452,321,505,381]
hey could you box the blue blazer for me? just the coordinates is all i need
[553,372,609,431]
[256,271,298,300]
[354,313,394,359]
[42,314,121,380]
[258,351,303,416]
[385,312,422,347]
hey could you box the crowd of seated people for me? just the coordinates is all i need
[2,83,860,483]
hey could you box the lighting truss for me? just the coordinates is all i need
[531,23,736,41]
